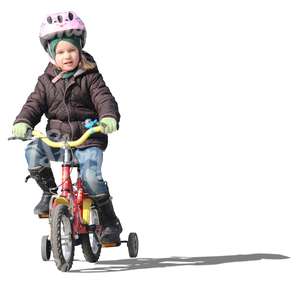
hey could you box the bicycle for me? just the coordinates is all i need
[9,125,139,272]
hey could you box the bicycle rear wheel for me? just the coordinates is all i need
[51,204,74,272]
[80,207,102,262]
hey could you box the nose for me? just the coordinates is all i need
[63,51,71,59]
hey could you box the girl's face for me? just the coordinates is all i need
[55,41,80,72]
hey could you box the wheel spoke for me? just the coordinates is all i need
[81,207,101,262]
[59,215,73,260]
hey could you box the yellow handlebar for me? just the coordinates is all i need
[32,125,105,148]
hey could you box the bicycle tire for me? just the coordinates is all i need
[80,207,101,262]
[51,204,75,272]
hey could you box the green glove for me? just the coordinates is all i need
[100,117,117,134]
[12,122,32,139]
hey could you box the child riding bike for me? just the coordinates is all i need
[11,11,122,245]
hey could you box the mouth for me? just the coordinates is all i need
[63,61,73,66]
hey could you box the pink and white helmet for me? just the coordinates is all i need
[39,11,87,51]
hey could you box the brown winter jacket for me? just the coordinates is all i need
[14,52,120,150]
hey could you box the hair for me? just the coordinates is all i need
[79,53,96,71]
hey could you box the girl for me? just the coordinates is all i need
[12,11,122,244]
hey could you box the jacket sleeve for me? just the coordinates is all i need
[13,77,47,128]
[89,71,121,125]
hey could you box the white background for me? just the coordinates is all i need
[0,0,299,280]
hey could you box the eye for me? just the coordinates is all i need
[57,15,63,23]
[68,12,74,21]
[47,16,52,24]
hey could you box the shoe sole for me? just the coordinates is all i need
[101,242,121,248]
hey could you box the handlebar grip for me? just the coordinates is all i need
[25,128,33,138]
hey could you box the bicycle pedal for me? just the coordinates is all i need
[38,213,49,219]
[87,224,96,232]
[74,238,82,246]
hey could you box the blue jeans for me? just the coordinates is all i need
[25,139,108,196]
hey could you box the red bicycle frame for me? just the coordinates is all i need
[51,145,94,237]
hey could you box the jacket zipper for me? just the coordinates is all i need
[63,78,75,140]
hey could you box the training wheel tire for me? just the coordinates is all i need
[41,235,51,261]
[127,232,138,258]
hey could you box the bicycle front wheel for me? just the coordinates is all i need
[51,204,74,272]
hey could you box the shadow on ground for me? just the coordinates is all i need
[71,253,289,273]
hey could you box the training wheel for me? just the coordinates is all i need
[127,232,138,258]
[41,235,51,261]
